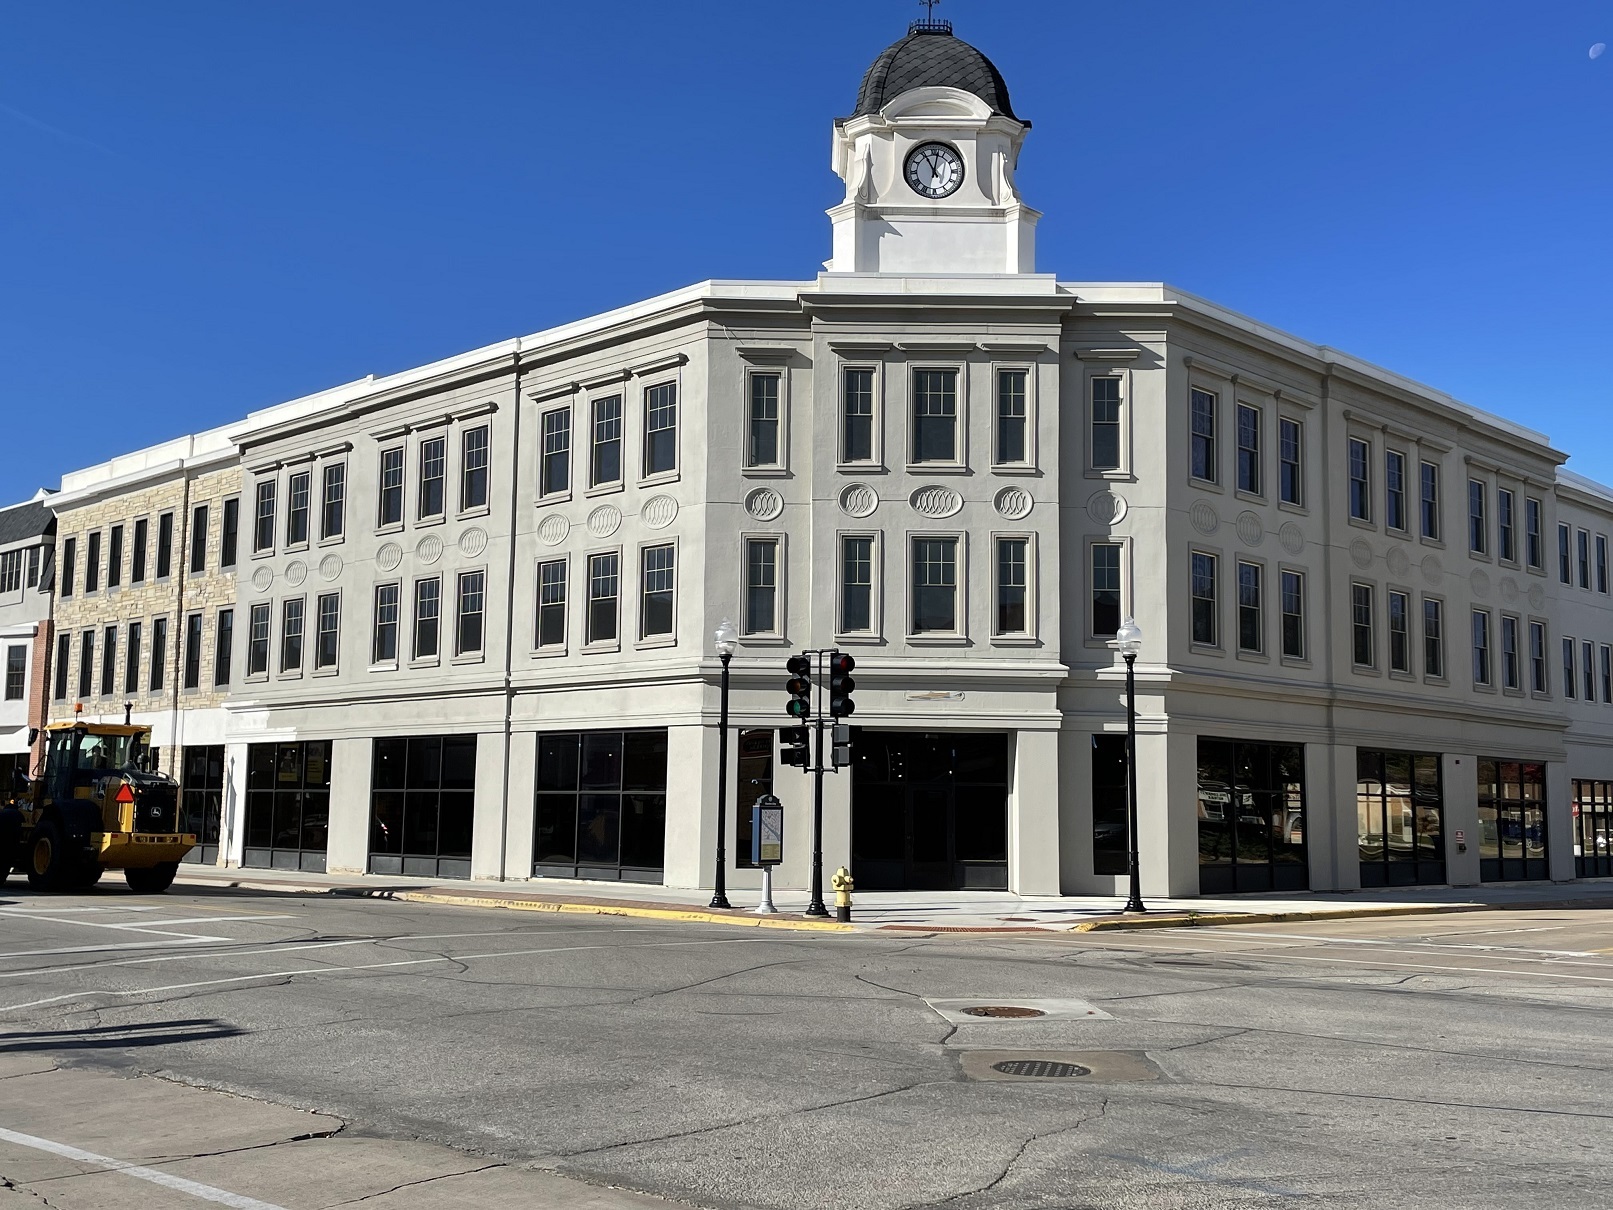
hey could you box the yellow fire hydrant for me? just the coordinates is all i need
[832,866,854,924]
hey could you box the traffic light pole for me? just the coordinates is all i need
[784,648,852,919]
[807,710,828,916]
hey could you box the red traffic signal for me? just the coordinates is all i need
[829,651,856,717]
[785,654,813,720]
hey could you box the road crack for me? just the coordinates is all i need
[320,1162,505,1206]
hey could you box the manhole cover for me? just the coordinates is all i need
[991,1059,1089,1078]
[962,1005,1045,1019]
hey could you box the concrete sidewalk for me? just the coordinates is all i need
[170,864,1613,933]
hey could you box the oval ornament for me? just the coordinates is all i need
[586,504,622,539]
[1235,511,1264,548]
[910,485,963,519]
[1085,490,1125,525]
[537,515,570,547]
[376,542,404,573]
[416,535,443,566]
[1386,546,1411,577]
[250,565,274,592]
[1499,576,1520,604]
[1528,584,1546,611]
[1349,538,1374,570]
[1279,522,1305,555]
[1470,569,1491,598]
[642,494,679,529]
[1421,554,1444,587]
[458,527,489,558]
[284,560,308,587]
[744,488,784,522]
[1189,500,1219,536]
[996,487,1034,521]
[839,483,878,519]
[318,553,343,582]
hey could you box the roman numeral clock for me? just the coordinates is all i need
[904,142,965,199]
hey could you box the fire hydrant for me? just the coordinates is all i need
[831,866,854,923]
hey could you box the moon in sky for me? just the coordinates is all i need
[1593,42,1607,59]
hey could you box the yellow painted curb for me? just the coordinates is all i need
[1072,903,1478,932]
[369,889,856,933]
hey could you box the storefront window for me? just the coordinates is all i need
[533,730,667,881]
[1091,734,1128,876]
[1574,780,1612,878]
[1356,750,1444,886]
[245,741,331,872]
[1197,738,1307,894]
[181,745,225,865]
[734,728,774,870]
[1477,759,1548,882]
[369,735,475,879]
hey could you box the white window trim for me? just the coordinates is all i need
[278,595,307,680]
[451,565,490,664]
[312,590,342,677]
[836,362,884,469]
[584,389,627,496]
[1189,545,1223,651]
[990,363,1038,473]
[1527,617,1550,697]
[1350,580,1378,673]
[1188,384,1221,490]
[742,368,789,476]
[1384,448,1410,535]
[409,574,443,669]
[533,553,570,657]
[1084,536,1130,648]
[1278,565,1309,667]
[833,529,882,644]
[1385,584,1414,678]
[1233,401,1264,503]
[1420,593,1447,684]
[583,545,625,654]
[905,529,968,644]
[1234,555,1268,661]
[1346,434,1374,528]
[990,529,1038,645]
[1085,368,1130,480]
[738,532,788,643]
[1276,415,1306,512]
[415,432,449,527]
[1471,607,1495,691]
[456,421,494,520]
[282,469,313,554]
[370,580,402,671]
[376,443,407,534]
[536,405,574,504]
[635,537,680,650]
[318,463,348,547]
[638,374,682,487]
[244,600,273,683]
[905,362,969,473]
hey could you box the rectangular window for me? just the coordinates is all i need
[0,550,19,594]
[1599,535,1610,594]
[60,537,75,597]
[541,409,571,496]
[742,540,777,636]
[841,537,873,633]
[1190,387,1216,482]
[461,425,489,510]
[1526,497,1543,568]
[413,577,441,660]
[996,369,1028,465]
[1564,637,1577,699]
[124,621,141,694]
[1091,376,1120,470]
[1585,640,1597,705]
[1420,461,1440,540]
[156,512,175,579]
[372,584,399,663]
[590,396,623,486]
[150,618,168,692]
[1472,610,1492,686]
[78,631,93,699]
[1348,439,1370,521]
[1497,489,1515,562]
[1578,528,1591,588]
[3,645,23,702]
[321,465,346,540]
[134,521,150,583]
[536,560,566,648]
[101,625,117,696]
[1190,552,1217,645]
[450,571,484,657]
[247,604,271,676]
[379,446,404,526]
[912,537,958,634]
[1385,451,1406,531]
[1352,583,1374,667]
[85,531,101,594]
[1236,561,1262,652]
[1530,621,1548,693]
[285,471,310,545]
[183,613,203,689]
[587,552,621,644]
[1603,644,1612,704]
[842,368,874,463]
[214,609,233,686]
[190,503,209,572]
[995,537,1028,635]
[912,369,958,463]
[107,524,123,589]
[1278,418,1302,506]
[1559,523,1572,583]
[280,599,304,672]
[25,546,39,589]
[418,436,446,519]
[748,374,782,468]
[1423,598,1444,678]
[315,593,340,670]
[53,632,71,700]
[1389,590,1411,673]
[644,381,678,475]
[253,482,275,553]
[220,499,238,568]
[1091,542,1122,637]
[641,544,676,638]
[1501,616,1520,690]
[1280,570,1304,659]
[1236,404,1260,495]
[1468,480,1486,554]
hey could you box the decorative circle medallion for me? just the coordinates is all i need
[586,505,622,539]
[1470,569,1491,598]
[1528,584,1546,611]
[1349,539,1374,569]
[318,553,343,582]
[250,565,273,592]
[416,535,443,566]
[744,488,784,522]
[376,542,404,573]
[910,486,964,519]
[1386,547,1411,577]
[1500,577,1520,604]
[1189,500,1220,536]
[1085,490,1126,525]
[1236,511,1265,548]
[995,487,1034,521]
[642,494,679,529]
[537,515,570,547]
[284,560,307,587]
[458,527,488,558]
[1421,554,1444,587]
[839,483,878,518]
[1279,522,1305,555]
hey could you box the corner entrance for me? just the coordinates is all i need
[851,731,1009,890]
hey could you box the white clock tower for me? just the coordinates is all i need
[826,18,1039,276]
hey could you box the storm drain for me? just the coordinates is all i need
[962,1005,1045,1019]
[990,1059,1089,1078]
[960,1050,1163,1084]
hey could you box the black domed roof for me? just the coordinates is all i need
[852,24,1018,121]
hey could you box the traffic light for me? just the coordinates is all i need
[831,724,853,768]
[780,726,811,768]
[828,652,856,718]
[785,654,812,719]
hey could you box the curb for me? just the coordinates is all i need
[1072,903,1489,931]
[336,887,857,933]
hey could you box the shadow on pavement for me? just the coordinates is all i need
[0,1018,246,1054]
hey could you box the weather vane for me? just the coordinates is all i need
[919,0,941,16]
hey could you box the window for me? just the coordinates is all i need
[1190,552,1217,645]
[1423,598,1444,678]
[1603,644,1613,704]
[86,531,101,594]
[1348,439,1370,521]
[77,631,93,699]
[1356,750,1445,886]
[214,609,232,687]
[1278,418,1302,506]
[280,599,304,672]
[1559,523,1572,583]
[734,728,775,869]
[150,618,168,691]
[912,537,958,634]
[1091,543,1122,637]
[1585,640,1597,705]
[370,735,477,878]
[587,552,620,644]
[1197,738,1307,894]
[461,425,489,510]
[1501,616,1520,690]
[191,504,209,572]
[1189,388,1216,482]
[1237,561,1262,652]
[997,369,1028,465]
[124,621,141,694]
[742,539,777,636]
[1472,609,1492,686]
[536,560,566,648]
[244,740,332,868]
[912,369,958,463]
[101,626,117,696]
[25,546,39,589]
[451,567,483,657]
[315,594,340,670]
[60,537,75,597]
[1578,528,1591,588]
[644,381,677,475]
[1530,621,1548,693]
[533,730,666,878]
[841,537,873,633]
[372,584,399,664]
[221,498,239,568]
[1351,584,1374,667]
[0,550,19,594]
[1090,377,1120,470]
[640,545,675,638]
[413,577,441,660]
[3,646,22,702]
[321,464,346,540]
[1236,404,1260,494]
[748,374,782,468]
[996,537,1029,635]
[541,409,571,496]
[53,632,71,700]
[183,613,203,690]
[1525,497,1543,568]
[107,525,123,589]
[590,396,623,486]
[1476,758,1548,883]
[253,482,275,553]
[132,520,148,583]
[379,447,404,526]
[840,367,877,463]
[1385,451,1406,531]
[1420,461,1440,540]
[1389,590,1410,673]
[418,436,446,519]
[1091,734,1129,875]
[1280,570,1304,659]
[157,512,175,578]
[1467,480,1486,554]
[1600,535,1610,594]
[1564,637,1577,699]
[1497,489,1515,562]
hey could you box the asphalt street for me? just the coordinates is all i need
[1,884,1612,1209]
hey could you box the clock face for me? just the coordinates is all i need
[904,142,965,199]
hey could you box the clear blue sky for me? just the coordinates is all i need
[2,0,1608,503]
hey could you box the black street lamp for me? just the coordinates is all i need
[709,618,738,910]
[1114,616,1146,914]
